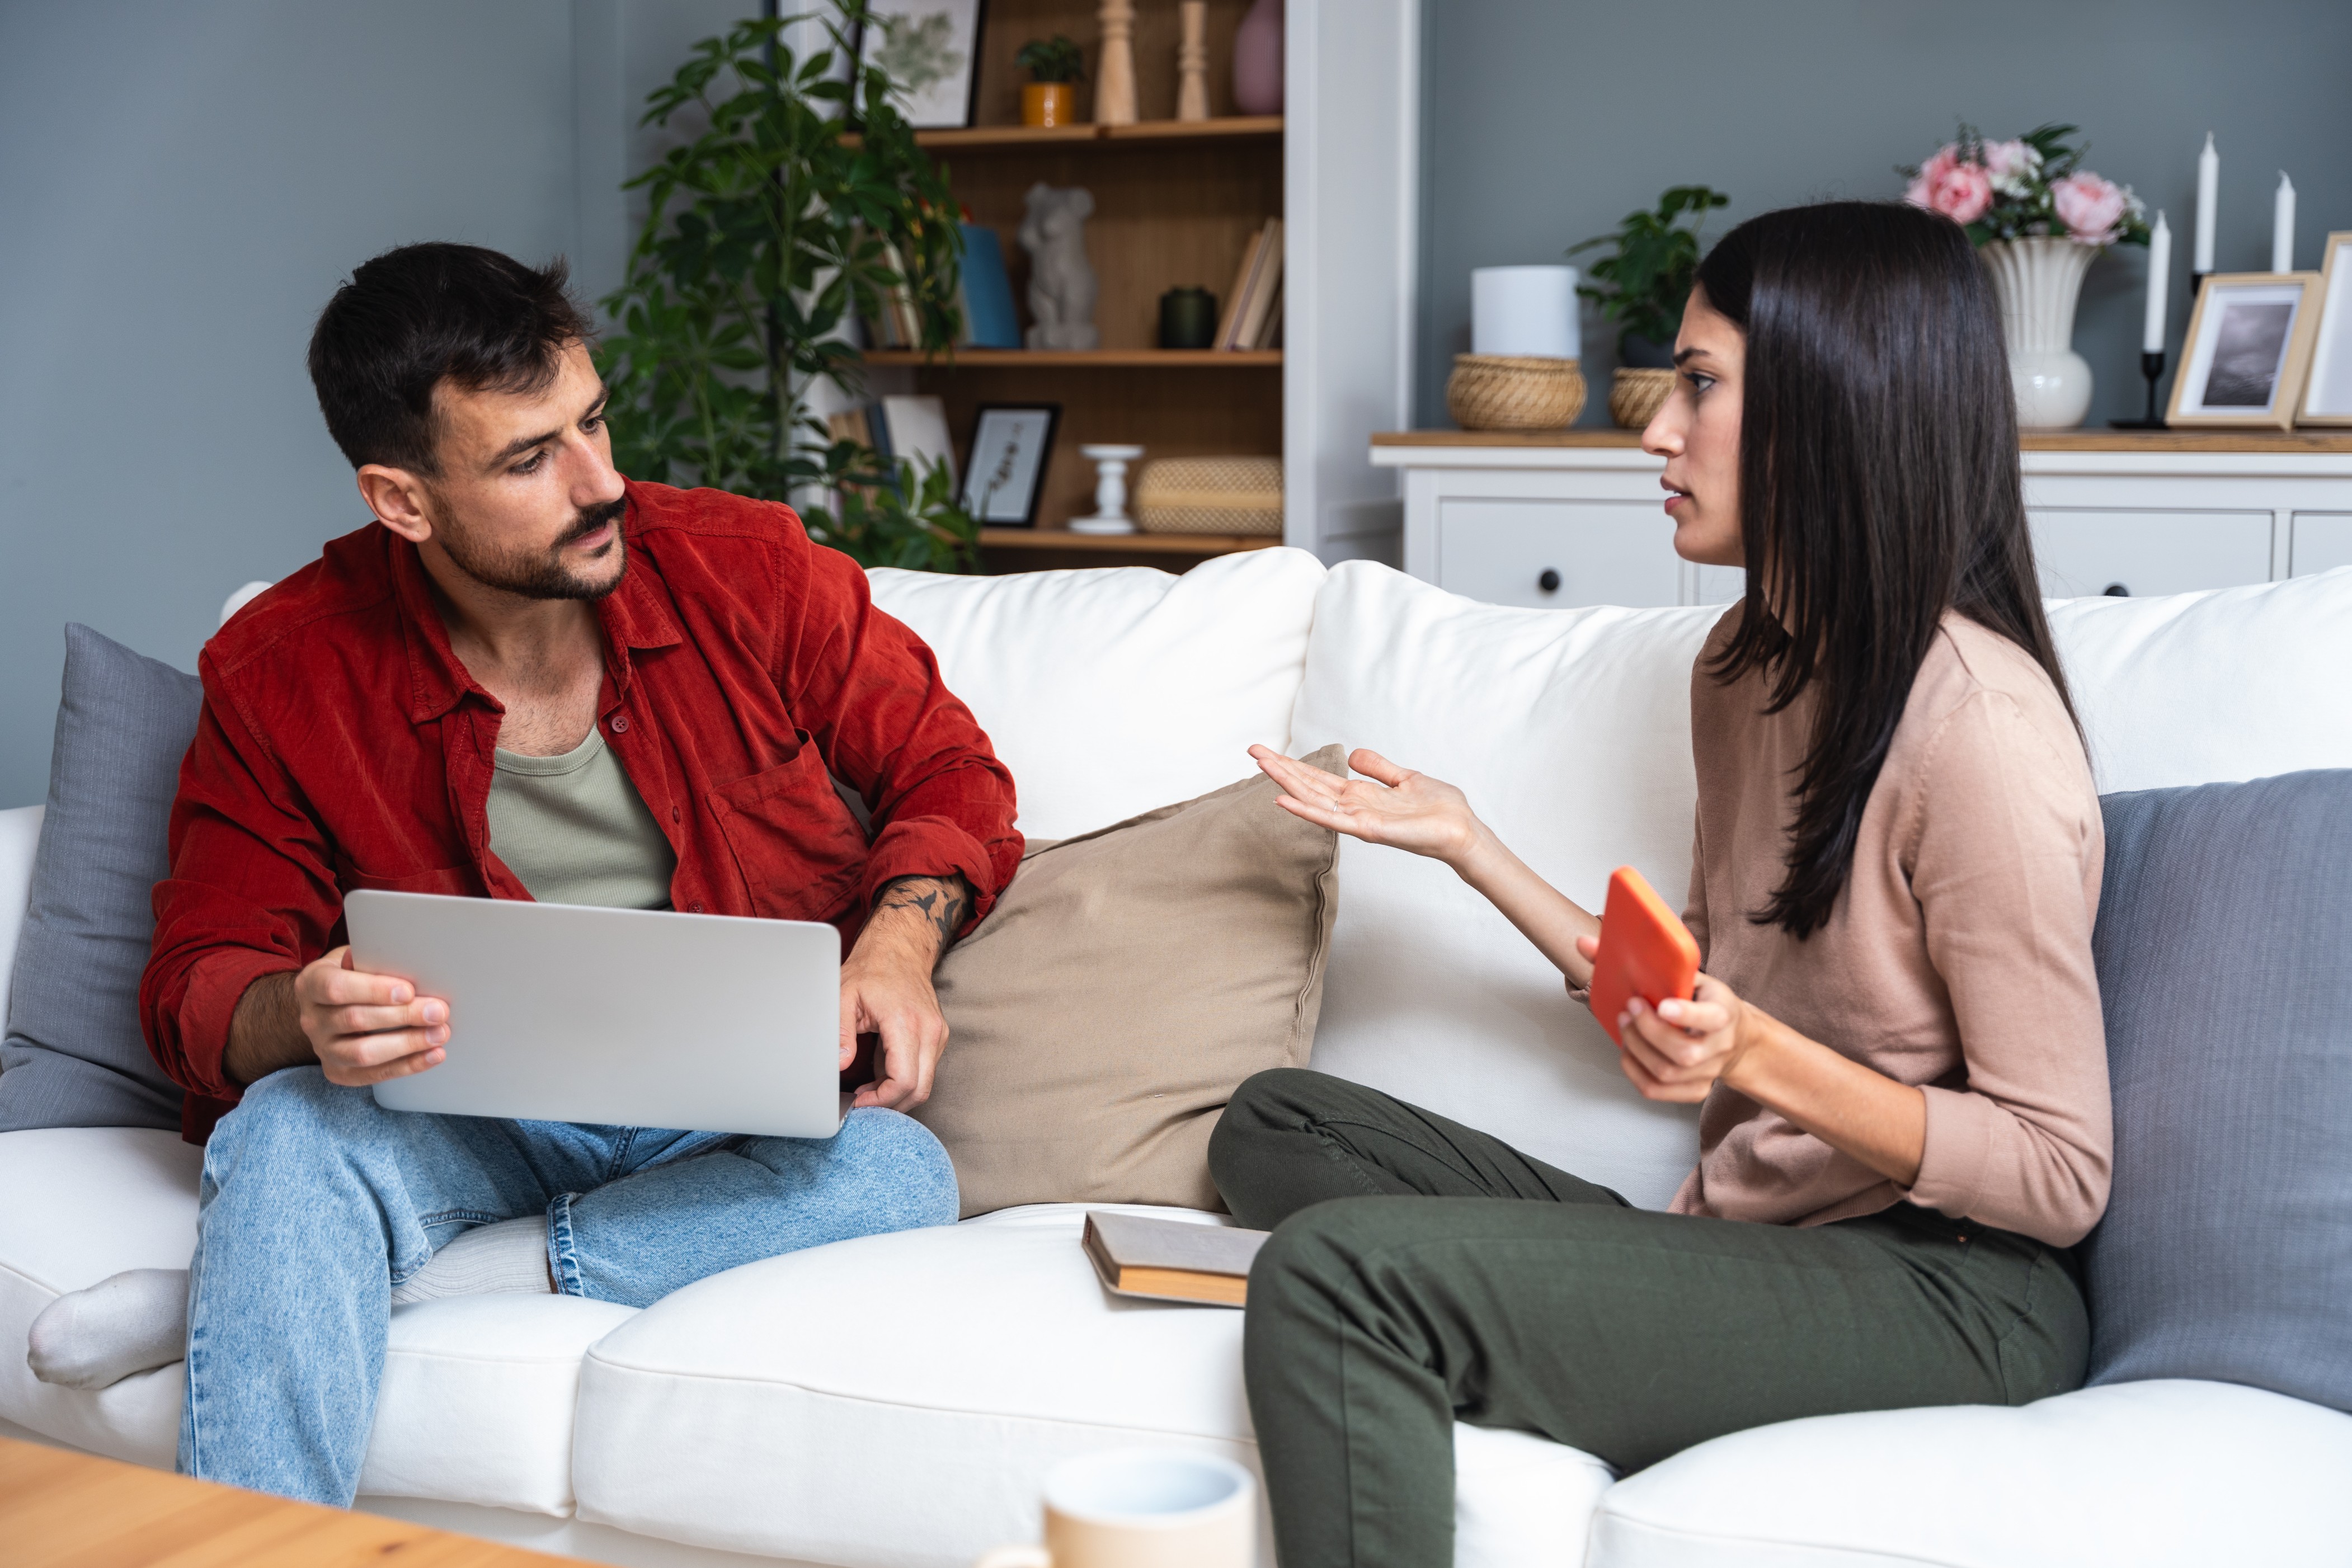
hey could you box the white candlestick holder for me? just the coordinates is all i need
[1070,445,1145,534]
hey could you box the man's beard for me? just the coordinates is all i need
[435,496,630,601]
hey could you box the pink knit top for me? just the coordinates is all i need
[1667,610,2112,1247]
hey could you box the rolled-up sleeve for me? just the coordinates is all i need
[1903,691,2111,1246]
[774,534,1022,932]
[140,663,341,1113]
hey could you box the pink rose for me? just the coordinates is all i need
[1925,163,1993,226]
[1905,144,1961,210]
[2052,172,2128,245]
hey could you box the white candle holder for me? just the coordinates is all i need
[1070,445,1145,534]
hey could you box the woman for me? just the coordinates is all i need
[1216,202,2109,1568]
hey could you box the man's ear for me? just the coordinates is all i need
[356,464,436,545]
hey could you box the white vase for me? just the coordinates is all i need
[1982,237,2097,430]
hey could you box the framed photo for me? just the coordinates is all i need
[2168,271,2324,430]
[961,404,1060,527]
[2297,232,2352,426]
[855,1,986,130]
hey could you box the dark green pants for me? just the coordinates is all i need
[1209,1068,2089,1568]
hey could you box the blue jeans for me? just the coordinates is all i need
[178,1066,958,1505]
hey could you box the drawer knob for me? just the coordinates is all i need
[1537,569,1561,594]
[2102,582,2130,597]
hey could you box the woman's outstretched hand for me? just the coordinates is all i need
[1250,745,1483,865]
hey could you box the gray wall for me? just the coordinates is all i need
[0,0,753,808]
[1416,0,2352,430]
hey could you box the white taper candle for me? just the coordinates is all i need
[2273,172,2295,273]
[2144,211,2171,354]
[2194,133,2219,274]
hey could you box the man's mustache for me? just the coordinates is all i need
[556,498,628,549]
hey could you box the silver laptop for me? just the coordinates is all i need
[345,890,844,1138]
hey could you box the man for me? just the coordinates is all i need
[127,242,1020,1505]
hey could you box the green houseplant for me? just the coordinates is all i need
[597,4,979,571]
[1568,185,1729,368]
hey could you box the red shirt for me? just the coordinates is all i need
[141,481,1022,1143]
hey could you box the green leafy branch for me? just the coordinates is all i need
[1568,185,1730,349]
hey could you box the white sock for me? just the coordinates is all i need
[391,1216,553,1305]
[27,1268,190,1390]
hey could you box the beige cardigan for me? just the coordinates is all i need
[1668,610,2112,1247]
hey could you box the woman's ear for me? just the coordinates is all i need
[355,465,435,544]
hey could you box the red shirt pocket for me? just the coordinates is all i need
[708,736,869,922]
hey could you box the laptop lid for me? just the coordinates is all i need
[345,889,843,1138]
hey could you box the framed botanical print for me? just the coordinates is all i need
[961,403,1060,527]
[855,1,986,130]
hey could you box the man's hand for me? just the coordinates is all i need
[840,875,971,1110]
[225,947,450,1089]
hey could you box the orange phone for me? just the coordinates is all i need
[1587,865,1702,1047]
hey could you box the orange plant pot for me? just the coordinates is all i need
[1022,83,1076,127]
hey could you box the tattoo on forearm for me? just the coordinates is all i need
[874,875,972,950]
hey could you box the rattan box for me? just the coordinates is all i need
[1133,455,1285,536]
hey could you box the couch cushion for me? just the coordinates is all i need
[2078,770,2352,1411]
[917,754,1340,1216]
[2047,568,2352,792]
[868,548,1325,840]
[1586,1379,2352,1567]
[571,1203,1614,1568]
[1289,563,1717,1209]
[0,1126,629,1515]
[0,626,195,1132]
[0,806,44,1065]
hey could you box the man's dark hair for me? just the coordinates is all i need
[307,242,590,475]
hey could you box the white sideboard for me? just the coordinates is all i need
[1371,430,2352,609]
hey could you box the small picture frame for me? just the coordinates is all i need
[2297,232,2352,426]
[961,404,1060,527]
[855,1,986,130]
[2168,271,2324,430]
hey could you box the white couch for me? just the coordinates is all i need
[4,550,2351,1568]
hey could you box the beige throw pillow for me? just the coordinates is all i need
[914,746,1344,1216]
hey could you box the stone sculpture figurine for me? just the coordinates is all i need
[1019,183,1099,351]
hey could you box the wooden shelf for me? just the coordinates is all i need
[979,528,1278,554]
[866,116,1282,152]
[863,349,1280,368]
[1372,428,2352,454]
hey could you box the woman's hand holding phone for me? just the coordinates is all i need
[1575,928,1751,1103]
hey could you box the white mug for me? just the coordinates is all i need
[974,1449,1257,1568]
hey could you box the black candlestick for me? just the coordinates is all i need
[2110,351,2167,429]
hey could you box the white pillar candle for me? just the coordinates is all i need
[1471,266,1581,360]
[2273,172,2295,273]
[2144,211,2171,354]
[2194,133,2219,274]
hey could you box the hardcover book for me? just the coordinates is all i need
[1082,1211,1269,1308]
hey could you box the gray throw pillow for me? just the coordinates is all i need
[0,625,197,1131]
[2081,769,2352,1412]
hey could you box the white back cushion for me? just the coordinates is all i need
[869,548,1327,840]
[1290,563,1716,1209]
[0,804,43,1034]
[2049,567,2352,793]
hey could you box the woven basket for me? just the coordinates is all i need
[1445,354,1586,431]
[1609,367,1676,429]
[1133,455,1285,536]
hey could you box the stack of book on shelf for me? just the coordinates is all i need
[826,394,957,490]
[860,224,1021,352]
[1214,217,1284,352]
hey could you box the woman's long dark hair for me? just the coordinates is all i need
[1695,202,2075,939]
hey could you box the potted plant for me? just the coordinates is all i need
[1017,36,1085,127]
[1568,185,1729,427]
[1901,123,2149,429]
[598,3,978,572]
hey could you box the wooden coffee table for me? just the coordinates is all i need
[0,1434,566,1566]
